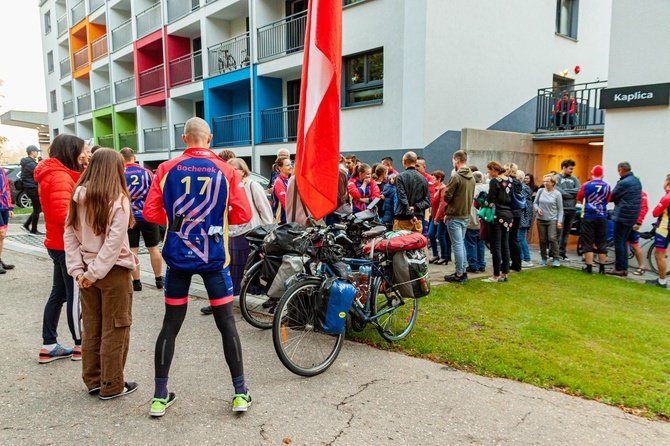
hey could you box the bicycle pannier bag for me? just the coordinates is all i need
[392,249,431,298]
[317,277,356,334]
[267,254,307,298]
[263,222,308,256]
[246,223,278,246]
[259,255,283,292]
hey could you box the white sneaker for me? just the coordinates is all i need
[522,261,534,268]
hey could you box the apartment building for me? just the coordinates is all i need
[38,0,612,178]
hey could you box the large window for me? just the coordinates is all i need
[344,48,383,107]
[44,10,52,34]
[343,0,367,5]
[556,0,578,39]
[50,90,57,112]
[47,51,54,73]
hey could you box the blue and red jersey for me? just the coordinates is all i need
[0,167,12,211]
[652,190,670,238]
[576,179,611,219]
[143,147,252,272]
[272,174,289,223]
[124,163,154,223]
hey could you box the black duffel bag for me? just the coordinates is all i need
[246,223,278,246]
[263,222,308,256]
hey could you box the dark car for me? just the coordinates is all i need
[2,165,32,208]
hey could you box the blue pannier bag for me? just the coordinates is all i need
[318,277,356,334]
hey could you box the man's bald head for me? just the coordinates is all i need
[402,151,418,168]
[277,148,290,157]
[183,117,212,147]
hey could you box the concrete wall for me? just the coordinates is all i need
[460,128,535,177]
[602,0,670,227]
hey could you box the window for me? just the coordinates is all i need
[44,10,52,34]
[47,51,54,73]
[344,48,383,107]
[556,0,578,39]
[343,0,366,5]
[53,128,59,138]
[50,90,57,112]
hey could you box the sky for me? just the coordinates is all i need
[0,1,47,160]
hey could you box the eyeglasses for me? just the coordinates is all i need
[542,180,552,183]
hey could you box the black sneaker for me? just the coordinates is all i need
[261,298,278,309]
[0,259,14,270]
[444,273,467,284]
[30,230,45,236]
[465,266,479,273]
[99,382,139,400]
[645,279,667,288]
[133,280,142,292]
[477,268,486,273]
[88,386,101,396]
[155,276,164,289]
[200,305,213,315]
[20,225,30,233]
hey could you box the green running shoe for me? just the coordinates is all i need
[150,392,176,417]
[232,392,252,412]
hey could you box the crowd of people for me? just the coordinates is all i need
[1,120,669,418]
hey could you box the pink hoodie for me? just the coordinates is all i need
[64,186,138,283]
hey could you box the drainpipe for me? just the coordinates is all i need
[248,0,257,171]
[161,2,172,160]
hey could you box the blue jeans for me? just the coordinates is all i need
[447,218,469,275]
[427,220,449,259]
[465,228,486,270]
[518,227,531,262]
[613,221,633,271]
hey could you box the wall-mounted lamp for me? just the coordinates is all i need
[588,141,604,146]
[561,69,569,77]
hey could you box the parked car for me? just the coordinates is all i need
[2,165,32,208]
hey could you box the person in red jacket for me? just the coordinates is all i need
[347,163,380,214]
[630,189,649,276]
[34,134,87,363]
[646,175,670,288]
[554,92,576,130]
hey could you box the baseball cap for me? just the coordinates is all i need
[26,145,41,154]
[590,165,604,177]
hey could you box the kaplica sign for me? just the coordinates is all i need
[600,83,670,109]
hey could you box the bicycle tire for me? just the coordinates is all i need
[272,277,345,377]
[371,276,418,342]
[239,261,275,330]
[604,241,616,266]
[576,237,583,256]
[647,242,670,275]
[227,54,236,70]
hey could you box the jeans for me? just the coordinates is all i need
[488,220,510,277]
[465,228,486,270]
[427,220,449,260]
[509,216,521,270]
[557,208,576,258]
[42,249,82,345]
[447,218,469,275]
[537,219,558,261]
[518,227,531,262]
[613,221,633,271]
[23,188,41,232]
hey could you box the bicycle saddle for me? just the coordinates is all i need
[362,225,386,239]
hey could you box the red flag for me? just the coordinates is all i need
[294,0,342,221]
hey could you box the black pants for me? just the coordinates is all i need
[509,217,521,271]
[42,249,82,345]
[23,188,41,232]
[557,209,576,258]
[488,220,510,277]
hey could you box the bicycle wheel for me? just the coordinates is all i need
[239,261,275,330]
[604,241,616,266]
[370,276,418,342]
[272,277,345,377]
[648,243,670,275]
[576,237,583,256]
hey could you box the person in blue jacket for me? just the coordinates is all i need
[607,162,642,276]
[381,174,397,229]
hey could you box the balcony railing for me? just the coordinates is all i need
[71,0,85,25]
[97,134,114,148]
[139,65,165,97]
[77,93,92,114]
[137,2,162,39]
[63,99,75,118]
[91,35,108,61]
[112,19,133,52]
[208,32,249,77]
[167,0,200,24]
[73,46,90,71]
[60,57,71,79]
[260,105,299,143]
[57,13,68,37]
[115,75,136,102]
[174,123,186,149]
[536,80,607,131]
[94,85,111,108]
[119,131,138,150]
[144,126,168,152]
[169,51,202,87]
[212,112,252,146]
[89,0,105,14]
[257,10,307,61]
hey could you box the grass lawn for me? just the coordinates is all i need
[350,267,670,419]
[12,207,32,215]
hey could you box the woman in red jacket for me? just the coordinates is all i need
[34,134,87,363]
[348,163,381,214]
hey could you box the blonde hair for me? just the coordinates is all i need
[543,174,556,185]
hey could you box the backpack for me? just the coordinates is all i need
[13,179,24,191]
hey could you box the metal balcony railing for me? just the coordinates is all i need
[89,0,105,13]
[94,85,111,108]
[257,10,307,61]
[174,123,186,149]
[205,0,218,4]
[260,105,299,143]
[208,32,249,77]
[119,131,138,150]
[137,2,162,39]
[167,0,200,24]
[63,99,75,118]
[57,13,68,37]
[139,65,165,97]
[73,46,90,71]
[91,35,108,61]
[144,127,168,152]
[112,19,133,52]
[115,75,136,102]
[212,112,252,146]
[71,0,85,25]
[60,57,71,79]
[536,80,607,131]
[169,51,202,87]
[98,134,114,148]
[77,93,92,114]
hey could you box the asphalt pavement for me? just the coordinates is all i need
[1,220,669,445]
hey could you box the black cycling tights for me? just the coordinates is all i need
[155,302,244,379]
